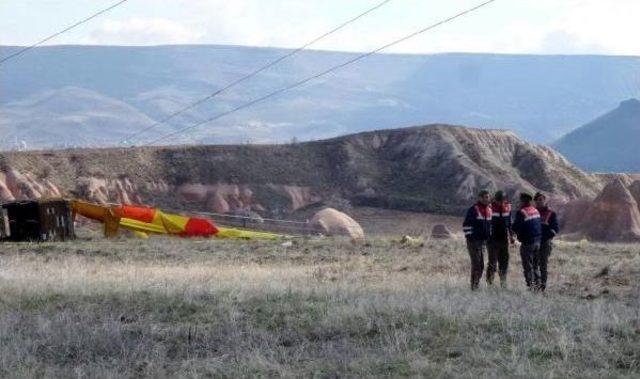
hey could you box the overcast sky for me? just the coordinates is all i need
[1,0,639,56]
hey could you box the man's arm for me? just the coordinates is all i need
[512,210,523,238]
[463,207,474,239]
[506,209,515,244]
[550,211,560,238]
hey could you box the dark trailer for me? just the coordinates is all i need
[0,199,75,242]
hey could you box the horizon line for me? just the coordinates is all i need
[1,43,639,59]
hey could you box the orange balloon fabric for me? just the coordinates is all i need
[113,205,157,223]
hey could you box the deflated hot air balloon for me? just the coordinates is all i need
[71,200,279,240]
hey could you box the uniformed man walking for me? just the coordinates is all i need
[463,190,492,291]
[534,192,559,292]
[487,191,514,287]
[512,192,543,291]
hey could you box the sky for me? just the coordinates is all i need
[1,0,639,56]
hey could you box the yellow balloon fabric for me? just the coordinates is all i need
[216,227,281,240]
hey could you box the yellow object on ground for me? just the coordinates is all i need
[119,217,169,235]
[160,212,190,234]
[399,235,424,246]
[216,227,281,240]
[71,200,121,237]
[132,231,150,239]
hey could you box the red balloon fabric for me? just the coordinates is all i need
[181,217,220,237]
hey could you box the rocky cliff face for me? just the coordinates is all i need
[0,125,603,215]
[562,178,640,242]
[335,125,601,213]
[0,167,61,201]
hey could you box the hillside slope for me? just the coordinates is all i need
[554,99,640,173]
[2,45,640,147]
[0,125,602,215]
[0,87,161,149]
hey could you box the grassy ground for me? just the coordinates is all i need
[0,236,638,378]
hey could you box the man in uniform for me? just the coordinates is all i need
[512,192,542,291]
[487,191,515,287]
[534,192,559,292]
[463,190,492,291]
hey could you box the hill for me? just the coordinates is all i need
[2,45,640,148]
[0,87,159,148]
[554,99,640,173]
[0,125,602,215]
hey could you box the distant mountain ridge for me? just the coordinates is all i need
[554,98,640,173]
[2,45,640,149]
[0,86,158,147]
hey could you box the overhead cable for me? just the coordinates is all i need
[142,0,498,146]
[121,0,395,145]
[0,0,131,65]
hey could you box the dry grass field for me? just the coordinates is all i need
[0,235,639,378]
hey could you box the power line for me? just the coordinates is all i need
[142,0,498,146]
[177,210,309,225]
[0,0,131,65]
[121,0,394,145]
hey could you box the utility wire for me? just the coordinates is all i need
[121,0,394,145]
[142,0,498,146]
[0,0,131,65]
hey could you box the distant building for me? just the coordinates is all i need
[0,199,74,242]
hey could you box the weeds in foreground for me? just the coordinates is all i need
[0,237,638,377]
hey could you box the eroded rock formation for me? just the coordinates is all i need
[0,167,61,202]
[310,208,365,241]
[563,178,640,242]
